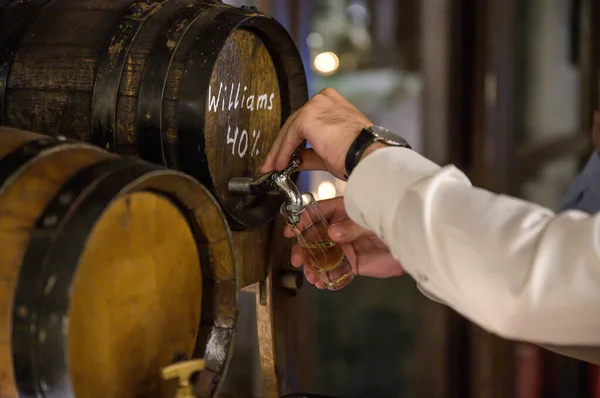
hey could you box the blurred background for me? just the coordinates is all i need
[221,0,600,397]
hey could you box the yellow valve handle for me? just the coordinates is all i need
[161,359,206,398]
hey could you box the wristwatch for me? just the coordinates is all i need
[344,125,411,177]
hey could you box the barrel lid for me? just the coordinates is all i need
[68,191,203,398]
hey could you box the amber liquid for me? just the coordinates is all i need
[303,240,344,271]
[301,240,354,289]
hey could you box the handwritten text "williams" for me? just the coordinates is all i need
[207,82,275,112]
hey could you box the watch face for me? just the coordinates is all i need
[369,125,409,146]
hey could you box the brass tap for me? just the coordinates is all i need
[161,359,205,398]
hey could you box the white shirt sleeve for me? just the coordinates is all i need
[344,147,600,346]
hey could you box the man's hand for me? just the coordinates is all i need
[260,88,372,179]
[284,197,405,289]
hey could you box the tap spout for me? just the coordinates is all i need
[227,155,303,209]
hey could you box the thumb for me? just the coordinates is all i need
[328,218,373,243]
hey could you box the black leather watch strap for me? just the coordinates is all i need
[345,128,375,177]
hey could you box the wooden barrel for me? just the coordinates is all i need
[0,127,237,398]
[0,0,308,229]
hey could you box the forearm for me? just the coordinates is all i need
[344,147,600,345]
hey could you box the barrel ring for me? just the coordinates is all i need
[90,0,170,152]
[136,0,218,165]
[0,136,74,191]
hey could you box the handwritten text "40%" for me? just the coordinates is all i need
[227,125,261,158]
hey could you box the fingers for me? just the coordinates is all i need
[272,92,337,170]
[319,87,345,102]
[304,266,325,289]
[260,109,302,172]
[262,87,368,177]
[290,245,325,289]
[297,148,327,172]
[311,196,347,218]
[263,89,341,173]
[328,218,373,243]
[304,197,349,225]
[273,113,310,171]
[290,245,306,266]
[284,225,295,238]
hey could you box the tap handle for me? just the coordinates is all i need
[226,153,302,198]
[161,359,205,398]
[280,153,303,178]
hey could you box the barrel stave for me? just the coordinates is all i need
[4,5,128,139]
[159,4,227,169]
[117,0,196,98]
[8,46,97,91]
[7,90,92,141]
[116,0,212,155]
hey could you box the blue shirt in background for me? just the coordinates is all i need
[560,152,600,213]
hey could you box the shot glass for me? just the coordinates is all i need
[282,192,354,291]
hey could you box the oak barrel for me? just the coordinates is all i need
[0,0,308,229]
[0,127,237,398]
